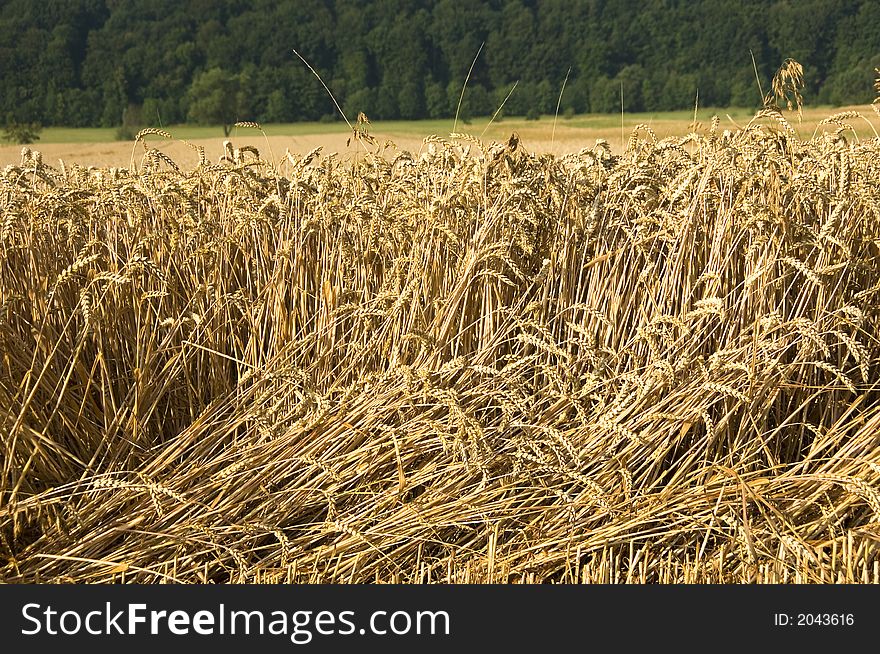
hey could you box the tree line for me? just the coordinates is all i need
[2,0,879,130]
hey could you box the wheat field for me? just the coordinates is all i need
[2,103,880,583]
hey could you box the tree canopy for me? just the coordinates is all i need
[2,0,879,128]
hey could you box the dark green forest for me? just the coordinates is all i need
[2,0,879,128]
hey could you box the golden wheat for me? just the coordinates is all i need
[2,101,880,584]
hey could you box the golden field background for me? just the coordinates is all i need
[1,104,874,167]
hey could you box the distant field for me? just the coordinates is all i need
[25,104,871,142]
[2,104,875,169]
